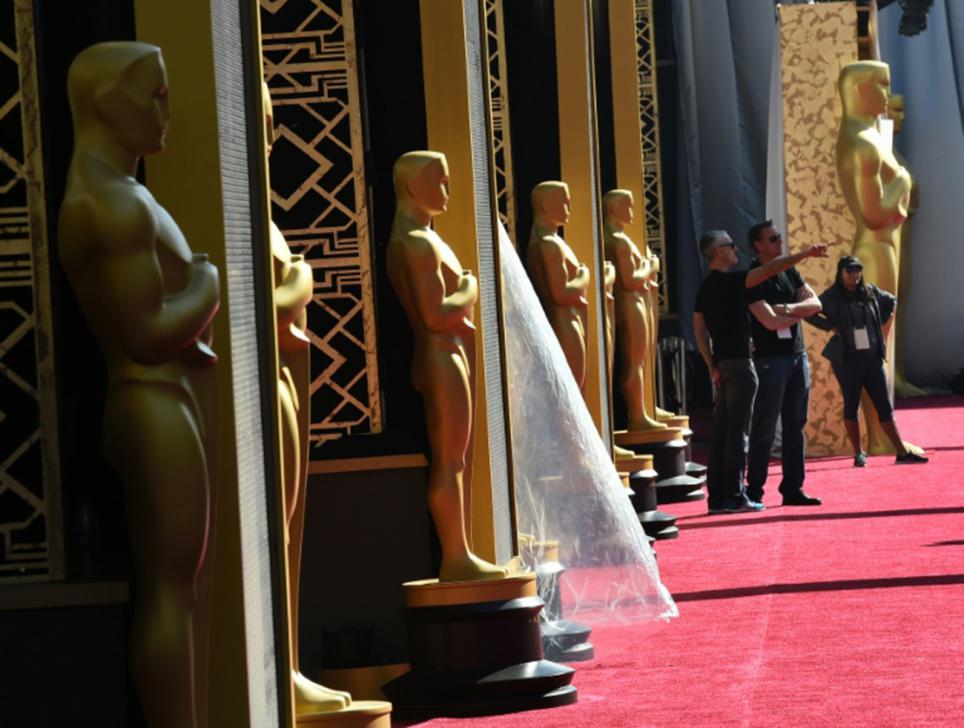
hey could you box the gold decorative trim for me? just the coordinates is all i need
[260,0,382,450]
[634,0,669,314]
[403,572,536,608]
[483,0,517,243]
[614,427,683,445]
[0,0,64,583]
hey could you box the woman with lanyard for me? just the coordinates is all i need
[806,256,928,467]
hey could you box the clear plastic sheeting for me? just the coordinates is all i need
[499,223,677,630]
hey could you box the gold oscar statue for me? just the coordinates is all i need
[388,151,508,583]
[527,181,591,395]
[603,259,616,384]
[888,93,926,398]
[837,60,918,454]
[603,190,668,431]
[59,42,219,728]
[264,85,392,726]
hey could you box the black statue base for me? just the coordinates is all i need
[537,559,594,663]
[639,510,679,540]
[628,469,679,539]
[627,436,686,477]
[384,590,577,718]
[687,460,708,478]
[655,474,707,504]
[541,619,595,662]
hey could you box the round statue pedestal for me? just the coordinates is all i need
[628,466,679,540]
[529,541,595,662]
[660,415,708,479]
[616,428,706,504]
[296,702,392,728]
[383,574,577,718]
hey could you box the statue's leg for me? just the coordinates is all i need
[278,370,351,712]
[104,383,209,728]
[646,287,673,418]
[554,318,587,393]
[422,351,506,582]
[622,313,665,430]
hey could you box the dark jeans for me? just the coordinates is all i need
[707,358,758,506]
[747,353,810,500]
[831,355,894,422]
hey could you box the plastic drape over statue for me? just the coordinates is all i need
[499,223,677,628]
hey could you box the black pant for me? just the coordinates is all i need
[707,358,758,506]
[831,355,893,422]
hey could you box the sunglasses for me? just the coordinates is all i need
[766,234,782,244]
[844,265,863,273]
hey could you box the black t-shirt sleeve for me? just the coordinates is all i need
[694,281,707,313]
[787,267,806,293]
[744,272,764,305]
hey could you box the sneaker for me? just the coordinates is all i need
[723,496,765,513]
[896,451,929,464]
[854,452,867,467]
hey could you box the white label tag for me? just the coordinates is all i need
[854,327,871,350]
[777,327,792,340]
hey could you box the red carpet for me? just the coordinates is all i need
[412,396,964,726]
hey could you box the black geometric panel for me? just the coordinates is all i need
[0,0,50,579]
[261,0,381,454]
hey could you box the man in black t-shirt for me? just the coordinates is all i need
[745,221,823,507]
[693,230,827,514]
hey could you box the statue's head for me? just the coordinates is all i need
[532,181,570,227]
[602,189,633,225]
[393,151,449,216]
[888,93,905,133]
[67,42,169,155]
[838,61,891,119]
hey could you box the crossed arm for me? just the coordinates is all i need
[405,233,478,332]
[92,201,220,365]
[748,284,821,331]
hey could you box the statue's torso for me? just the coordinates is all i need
[60,165,204,389]
[388,227,473,373]
[528,233,585,326]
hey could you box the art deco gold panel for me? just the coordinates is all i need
[780,2,857,456]
[483,0,517,244]
[260,0,382,451]
[0,0,63,583]
[634,0,668,314]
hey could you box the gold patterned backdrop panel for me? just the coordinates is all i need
[0,0,63,581]
[260,0,381,450]
[634,0,668,314]
[780,2,857,456]
[483,0,517,244]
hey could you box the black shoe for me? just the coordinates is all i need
[896,452,929,464]
[854,452,867,467]
[782,491,822,506]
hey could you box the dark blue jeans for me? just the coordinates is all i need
[747,353,810,500]
[707,358,758,507]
